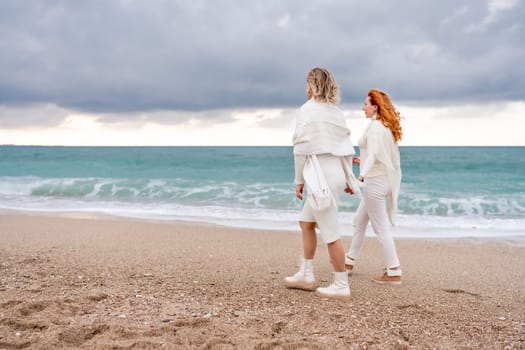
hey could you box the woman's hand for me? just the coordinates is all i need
[344,185,354,195]
[296,184,304,200]
[352,156,361,165]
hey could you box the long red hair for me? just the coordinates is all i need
[368,89,402,142]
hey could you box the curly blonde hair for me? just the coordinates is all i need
[306,67,340,104]
[368,88,403,142]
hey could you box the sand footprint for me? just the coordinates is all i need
[58,324,110,347]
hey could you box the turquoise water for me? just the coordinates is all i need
[1,146,524,237]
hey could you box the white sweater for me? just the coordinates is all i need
[359,118,402,225]
[292,99,355,185]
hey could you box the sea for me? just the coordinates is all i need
[1,145,524,239]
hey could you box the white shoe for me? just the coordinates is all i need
[315,271,351,299]
[284,258,318,291]
[344,255,356,272]
[372,267,402,285]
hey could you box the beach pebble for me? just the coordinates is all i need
[498,316,506,320]
[15,331,21,337]
[143,273,153,277]
[118,314,127,318]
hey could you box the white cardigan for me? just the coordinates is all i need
[359,119,402,225]
[292,99,355,185]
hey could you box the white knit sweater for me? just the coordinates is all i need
[292,99,355,185]
[359,118,402,225]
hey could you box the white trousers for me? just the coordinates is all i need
[299,154,346,244]
[348,175,400,268]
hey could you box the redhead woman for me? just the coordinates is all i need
[284,67,359,299]
[345,88,403,284]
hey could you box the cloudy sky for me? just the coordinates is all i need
[1,0,524,146]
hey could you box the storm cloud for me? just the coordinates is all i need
[0,0,523,116]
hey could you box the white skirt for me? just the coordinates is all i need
[299,154,346,243]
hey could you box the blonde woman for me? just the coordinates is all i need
[284,67,358,299]
[345,88,403,285]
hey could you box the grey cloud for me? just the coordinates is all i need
[95,109,237,126]
[0,103,69,128]
[0,0,523,119]
[256,109,296,129]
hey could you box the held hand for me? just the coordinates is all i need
[344,185,354,195]
[296,184,304,200]
[352,157,361,165]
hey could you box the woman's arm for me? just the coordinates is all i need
[359,153,376,180]
[294,155,306,200]
[359,123,383,180]
[294,155,306,185]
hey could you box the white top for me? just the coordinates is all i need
[292,99,355,185]
[359,118,402,225]
[292,99,355,157]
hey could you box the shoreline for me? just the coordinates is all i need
[0,212,524,348]
[1,208,524,245]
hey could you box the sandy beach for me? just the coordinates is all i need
[0,213,523,349]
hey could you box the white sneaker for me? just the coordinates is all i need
[315,271,351,299]
[345,255,356,272]
[284,258,318,291]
